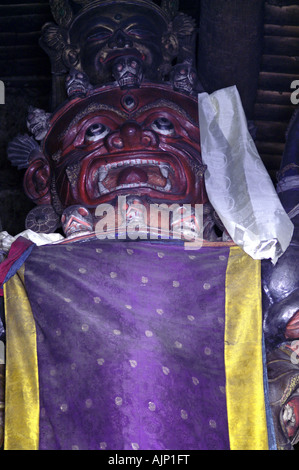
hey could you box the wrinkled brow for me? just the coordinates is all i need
[133,99,197,126]
[60,103,128,138]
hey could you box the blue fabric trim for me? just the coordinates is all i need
[0,296,5,342]
[2,245,35,288]
[0,244,35,342]
[262,332,277,450]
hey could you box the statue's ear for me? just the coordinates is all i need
[23,157,52,205]
[7,133,52,206]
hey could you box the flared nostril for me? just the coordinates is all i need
[105,132,124,151]
[105,122,159,152]
[142,130,159,148]
[108,30,133,49]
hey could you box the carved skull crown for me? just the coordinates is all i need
[61,205,94,238]
[171,206,202,239]
[112,56,144,89]
[65,68,91,98]
[171,61,198,94]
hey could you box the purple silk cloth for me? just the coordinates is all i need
[24,239,231,450]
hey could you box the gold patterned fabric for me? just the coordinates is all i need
[3,265,39,450]
[225,246,268,450]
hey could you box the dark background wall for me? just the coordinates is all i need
[0,0,298,235]
[0,0,51,234]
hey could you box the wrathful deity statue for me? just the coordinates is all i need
[0,0,299,450]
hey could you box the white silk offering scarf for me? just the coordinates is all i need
[198,86,294,264]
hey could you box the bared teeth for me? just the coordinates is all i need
[163,180,171,191]
[98,167,108,181]
[160,165,169,178]
[98,180,172,195]
[98,159,170,171]
[98,182,109,194]
[97,160,172,195]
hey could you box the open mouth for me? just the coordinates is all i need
[31,122,45,136]
[116,73,140,88]
[68,83,87,95]
[88,153,186,199]
[101,48,144,64]
[98,158,172,195]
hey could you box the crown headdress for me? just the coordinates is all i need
[49,0,179,27]
[40,0,197,109]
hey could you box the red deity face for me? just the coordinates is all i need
[24,84,207,214]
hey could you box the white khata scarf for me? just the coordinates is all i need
[198,86,294,264]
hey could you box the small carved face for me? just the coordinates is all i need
[65,68,91,98]
[171,62,198,94]
[120,196,147,225]
[171,205,202,240]
[61,205,94,237]
[27,107,51,141]
[112,55,143,89]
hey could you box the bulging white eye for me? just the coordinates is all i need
[85,123,110,142]
[151,117,175,136]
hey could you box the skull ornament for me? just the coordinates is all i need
[170,205,203,241]
[120,196,147,230]
[65,68,92,99]
[61,205,94,238]
[112,55,144,89]
[171,61,198,95]
[26,106,51,141]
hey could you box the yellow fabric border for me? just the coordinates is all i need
[225,245,268,450]
[3,265,39,450]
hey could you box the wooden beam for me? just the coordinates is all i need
[261,54,299,74]
[260,153,283,170]
[264,24,299,37]
[1,76,51,88]
[254,102,295,121]
[258,71,299,92]
[0,15,50,33]
[255,120,289,142]
[0,45,46,60]
[0,58,50,77]
[264,35,299,56]
[0,31,41,47]
[265,4,299,26]
[1,0,49,5]
[0,4,50,15]
[255,140,286,155]
[256,89,293,105]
